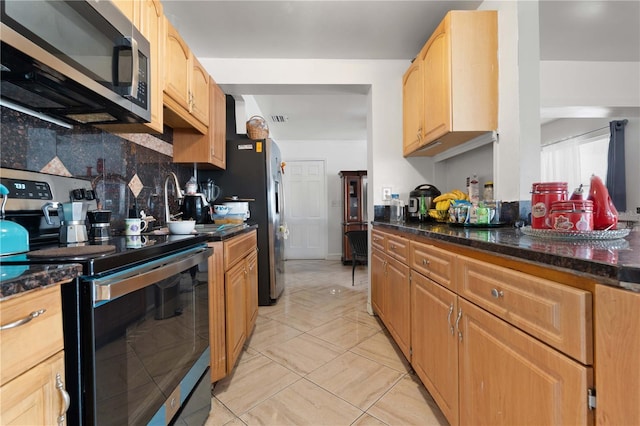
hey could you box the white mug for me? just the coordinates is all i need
[125,218,147,236]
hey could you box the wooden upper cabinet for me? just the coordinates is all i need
[163,17,209,134]
[190,56,210,126]
[138,0,164,133]
[98,0,164,134]
[405,10,498,157]
[173,76,226,168]
[111,0,136,21]
[164,17,190,111]
[209,81,227,168]
[421,21,451,147]
[402,59,423,156]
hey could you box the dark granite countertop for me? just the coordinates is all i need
[373,221,640,291]
[0,263,82,301]
[195,222,258,241]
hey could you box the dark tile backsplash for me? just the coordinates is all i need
[0,106,192,230]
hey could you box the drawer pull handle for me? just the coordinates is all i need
[455,308,463,342]
[422,258,429,266]
[56,372,70,426]
[447,303,454,335]
[491,288,504,299]
[0,308,46,330]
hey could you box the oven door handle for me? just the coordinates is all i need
[92,246,212,303]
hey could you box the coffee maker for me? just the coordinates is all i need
[87,210,111,240]
[407,184,441,222]
[42,201,89,244]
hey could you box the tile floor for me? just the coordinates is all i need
[205,259,448,426]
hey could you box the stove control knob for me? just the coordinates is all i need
[72,188,86,200]
[85,190,96,200]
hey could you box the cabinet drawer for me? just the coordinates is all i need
[457,256,592,364]
[224,230,257,270]
[1,286,64,384]
[386,234,409,264]
[410,241,456,291]
[371,229,386,252]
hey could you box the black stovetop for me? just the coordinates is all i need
[0,234,209,276]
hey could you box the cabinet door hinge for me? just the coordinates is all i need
[587,388,596,410]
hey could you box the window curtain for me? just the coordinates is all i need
[606,119,628,211]
[541,139,581,186]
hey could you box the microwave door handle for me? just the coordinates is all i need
[129,36,139,99]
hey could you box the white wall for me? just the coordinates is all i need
[433,143,494,193]
[276,139,367,259]
[541,62,640,108]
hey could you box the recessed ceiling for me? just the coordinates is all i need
[162,1,640,140]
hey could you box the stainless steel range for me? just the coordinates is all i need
[0,168,213,425]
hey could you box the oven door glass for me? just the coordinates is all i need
[90,249,210,425]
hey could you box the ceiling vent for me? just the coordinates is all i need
[271,115,288,123]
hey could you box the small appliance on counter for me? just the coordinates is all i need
[87,209,112,240]
[42,201,89,244]
[181,193,211,224]
[408,184,441,222]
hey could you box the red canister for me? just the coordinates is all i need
[549,200,594,231]
[531,182,568,229]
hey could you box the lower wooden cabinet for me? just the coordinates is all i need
[245,250,259,336]
[371,248,386,321]
[595,284,640,425]
[458,298,592,425]
[374,226,597,425]
[209,230,258,382]
[370,230,411,360]
[225,259,248,372]
[385,256,410,359]
[0,352,67,425]
[411,270,459,425]
[0,285,70,425]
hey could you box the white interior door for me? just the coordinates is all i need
[284,160,326,259]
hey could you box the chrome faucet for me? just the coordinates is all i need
[164,172,184,223]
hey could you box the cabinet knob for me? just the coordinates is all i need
[422,258,429,266]
[491,288,504,299]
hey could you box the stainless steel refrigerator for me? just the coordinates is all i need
[203,137,285,305]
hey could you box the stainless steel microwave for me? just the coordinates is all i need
[0,0,151,125]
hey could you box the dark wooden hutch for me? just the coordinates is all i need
[340,170,367,264]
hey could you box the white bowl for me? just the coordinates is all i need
[167,220,196,235]
[213,205,229,216]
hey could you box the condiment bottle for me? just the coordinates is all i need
[468,175,480,206]
[483,181,494,201]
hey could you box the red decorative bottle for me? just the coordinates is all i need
[588,175,618,230]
